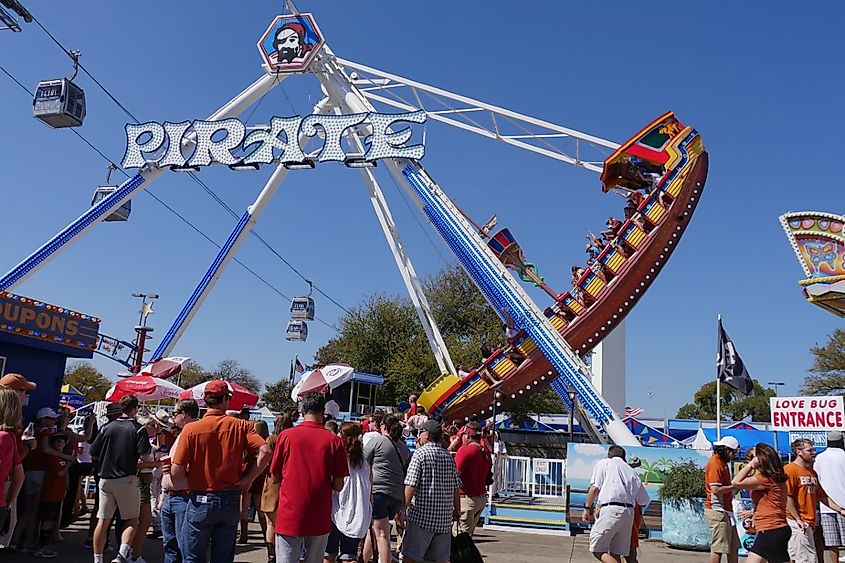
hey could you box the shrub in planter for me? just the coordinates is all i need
[658,460,710,551]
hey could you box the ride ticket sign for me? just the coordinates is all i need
[770,396,845,430]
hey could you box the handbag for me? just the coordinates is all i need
[450,531,483,563]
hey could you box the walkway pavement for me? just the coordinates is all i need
[1,521,707,562]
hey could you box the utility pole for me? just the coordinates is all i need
[132,292,158,374]
[767,381,785,397]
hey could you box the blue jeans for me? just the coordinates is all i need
[182,490,241,563]
[161,493,188,563]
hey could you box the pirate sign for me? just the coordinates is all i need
[258,14,324,73]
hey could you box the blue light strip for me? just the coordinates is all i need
[403,164,614,424]
[152,209,251,360]
[0,174,146,290]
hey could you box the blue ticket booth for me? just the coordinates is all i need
[0,291,100,422]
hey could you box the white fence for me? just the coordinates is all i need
[498,456,566,498]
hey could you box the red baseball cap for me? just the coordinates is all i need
[0,373,36,391]
[204,380,231,397]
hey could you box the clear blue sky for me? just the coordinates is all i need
[1,2,842,418]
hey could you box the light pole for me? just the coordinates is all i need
[488,387,504,509]
[767,381,785,397]
[131,292,158,374]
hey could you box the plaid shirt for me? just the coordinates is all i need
[404,442,462,533]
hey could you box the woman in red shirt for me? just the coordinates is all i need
[0,389,25,537]
[732,443,795,563]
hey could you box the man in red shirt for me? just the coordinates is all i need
[271,392,348,563]
[454,422,492,537]
[171,380,269,563]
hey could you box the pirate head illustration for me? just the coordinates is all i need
[258,14,324,72]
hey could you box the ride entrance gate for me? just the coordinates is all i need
[0,8,708,444]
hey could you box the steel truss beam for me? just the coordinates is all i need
[336,58,619,173]
[316,62,456,375]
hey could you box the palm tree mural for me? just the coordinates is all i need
[638,459,667,484]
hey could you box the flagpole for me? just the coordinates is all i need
[716,314,722,441]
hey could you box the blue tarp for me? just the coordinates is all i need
[699,427,792,456]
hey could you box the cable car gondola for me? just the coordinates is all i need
[90,165,131,221]
[290,281,315,320]
[285,319,308,342]
[33,50,85,128]
[290,296,315,320]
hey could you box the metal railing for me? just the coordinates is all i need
[532,458,566,498]
[498,456,566,498]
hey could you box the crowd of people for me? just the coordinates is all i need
[0,374,497,563]
[704,432,845,563]
[583,433,845,563]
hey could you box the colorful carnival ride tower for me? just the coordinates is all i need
[780,212,845,317]
[0,9,709,444]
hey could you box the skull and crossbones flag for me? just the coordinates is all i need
[716,318,754,396]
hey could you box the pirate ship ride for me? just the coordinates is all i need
[419,112,708,420]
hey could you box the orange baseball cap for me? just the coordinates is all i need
[0,373,36,391]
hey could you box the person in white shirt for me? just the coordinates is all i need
[582,446,650,563]
[815,431,845,563]
[324,397,341,420]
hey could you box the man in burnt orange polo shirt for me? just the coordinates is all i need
[171,380,270,563]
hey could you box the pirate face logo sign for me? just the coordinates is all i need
[258,14,324,73]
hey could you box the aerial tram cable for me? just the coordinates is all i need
[21,11,353,317]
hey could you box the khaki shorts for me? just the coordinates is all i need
[589,505,634,555]
[457,495,486,537]
[98,475,141,521]
[704,509,739,554]
[787,519,817,563]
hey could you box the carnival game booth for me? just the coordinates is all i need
[328,371,384,419]
[0,291,100,422]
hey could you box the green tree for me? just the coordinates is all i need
[175,360,210,389]
[507,388,566,422]
[208,359,262,394]
[261,379,297,414]
[801,329,845,396]
[676,380,775,421]
[64,361,112,402]
[316,295,433,405]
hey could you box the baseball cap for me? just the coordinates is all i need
[0,373,36,391]
[420,419,441,434]
[828,430,843,442]
[36,407,59,420]
[204,380,231,397]
[713,436,740,450]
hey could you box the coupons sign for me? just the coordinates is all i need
[770,396,845,430]
[788,430,829,449]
